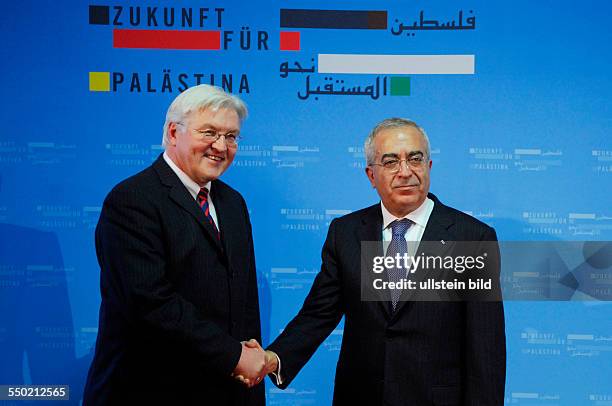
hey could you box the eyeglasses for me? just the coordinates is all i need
[176,123,241,147]
[370,154,427,173]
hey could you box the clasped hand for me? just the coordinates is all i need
[232,339,278,388]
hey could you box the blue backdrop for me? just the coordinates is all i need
[1,1,611,404]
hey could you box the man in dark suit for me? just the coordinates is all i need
[84,85,266,405]
[260,118,506,405]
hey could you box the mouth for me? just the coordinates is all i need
[204,154,225,163]
[394,184,419,190]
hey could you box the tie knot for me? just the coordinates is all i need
[390,219,412,237]
[197,187,209,200]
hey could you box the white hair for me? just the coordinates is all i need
[161,84,248,147]
[364,118,431,165]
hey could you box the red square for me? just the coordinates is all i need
[280,31,300,51]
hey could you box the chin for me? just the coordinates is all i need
[395,195,422,208]
[205,173,221,182]
[198,166,225,180]
[394,192,417,201]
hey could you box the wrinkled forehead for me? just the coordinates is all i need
[375,127,427,156]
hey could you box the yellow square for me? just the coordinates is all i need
[89,72,110,92]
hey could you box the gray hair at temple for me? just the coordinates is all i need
[162,84,248,147]
[364,118,431,165]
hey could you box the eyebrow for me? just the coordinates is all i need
[193,125,240,134]
[380,151,424,160]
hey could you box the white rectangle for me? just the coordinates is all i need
[474,153,506,159]
[237,151,262,157]
[513,272,539,278]
[80,327,98,333]
[318,54,475,75]
[271,267,297,274]
[28,142,55,148]
[512,392,539,399]
[514,149,542,155]
[286,214,316,220]
[26,265,54,271]
[82,206,102,212]
[272,146,299,152]
[567,334,594,340]
[269,388,295,394]
[325,209,352,216]
[527,218,559,224]
[569,213,596,219]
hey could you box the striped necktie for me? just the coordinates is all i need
[197,187,220,240]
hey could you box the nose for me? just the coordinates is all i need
[395,160,412,177]
[211,136,228,151]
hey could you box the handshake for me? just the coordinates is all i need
[231,339,279,388]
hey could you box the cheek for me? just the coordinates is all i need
[189,140,210,153]
[421,174,430,188]
[193,145,207,155]
[376,177,390,193]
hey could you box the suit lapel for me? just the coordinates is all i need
[357,205,392,320]
[418,195,454,245]
[153,155,224,253]
[210,181,235,274]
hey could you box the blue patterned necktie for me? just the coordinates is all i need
[386,219,412,311]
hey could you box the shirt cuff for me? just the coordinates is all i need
[269,353,283,386]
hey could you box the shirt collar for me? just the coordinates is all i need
[163,151,211,200]
[381,197,434,230]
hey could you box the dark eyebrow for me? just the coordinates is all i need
[380,153,400,161]
[380,151,424,161]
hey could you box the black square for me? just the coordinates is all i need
[89,5,109,25]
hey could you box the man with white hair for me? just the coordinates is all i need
[84,85,266,405]
[263,118,506,405]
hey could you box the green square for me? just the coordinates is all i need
[390,77,411,96]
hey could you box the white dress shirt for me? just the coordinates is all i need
[163,151,219,227]
[381,197,434,255]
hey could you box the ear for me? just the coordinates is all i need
[167,122,179,146]
[428,159,432,170]
[365,166,376,188]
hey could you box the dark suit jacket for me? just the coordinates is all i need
[84,155,265,406]
[268,194,506,406]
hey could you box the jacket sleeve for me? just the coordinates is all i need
[464,226,506,405]
[267,218,345,388]
[243,195,262,343]
[96,185,242,376]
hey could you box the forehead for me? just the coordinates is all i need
[374,126,426,155]
[185,107,241,130]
